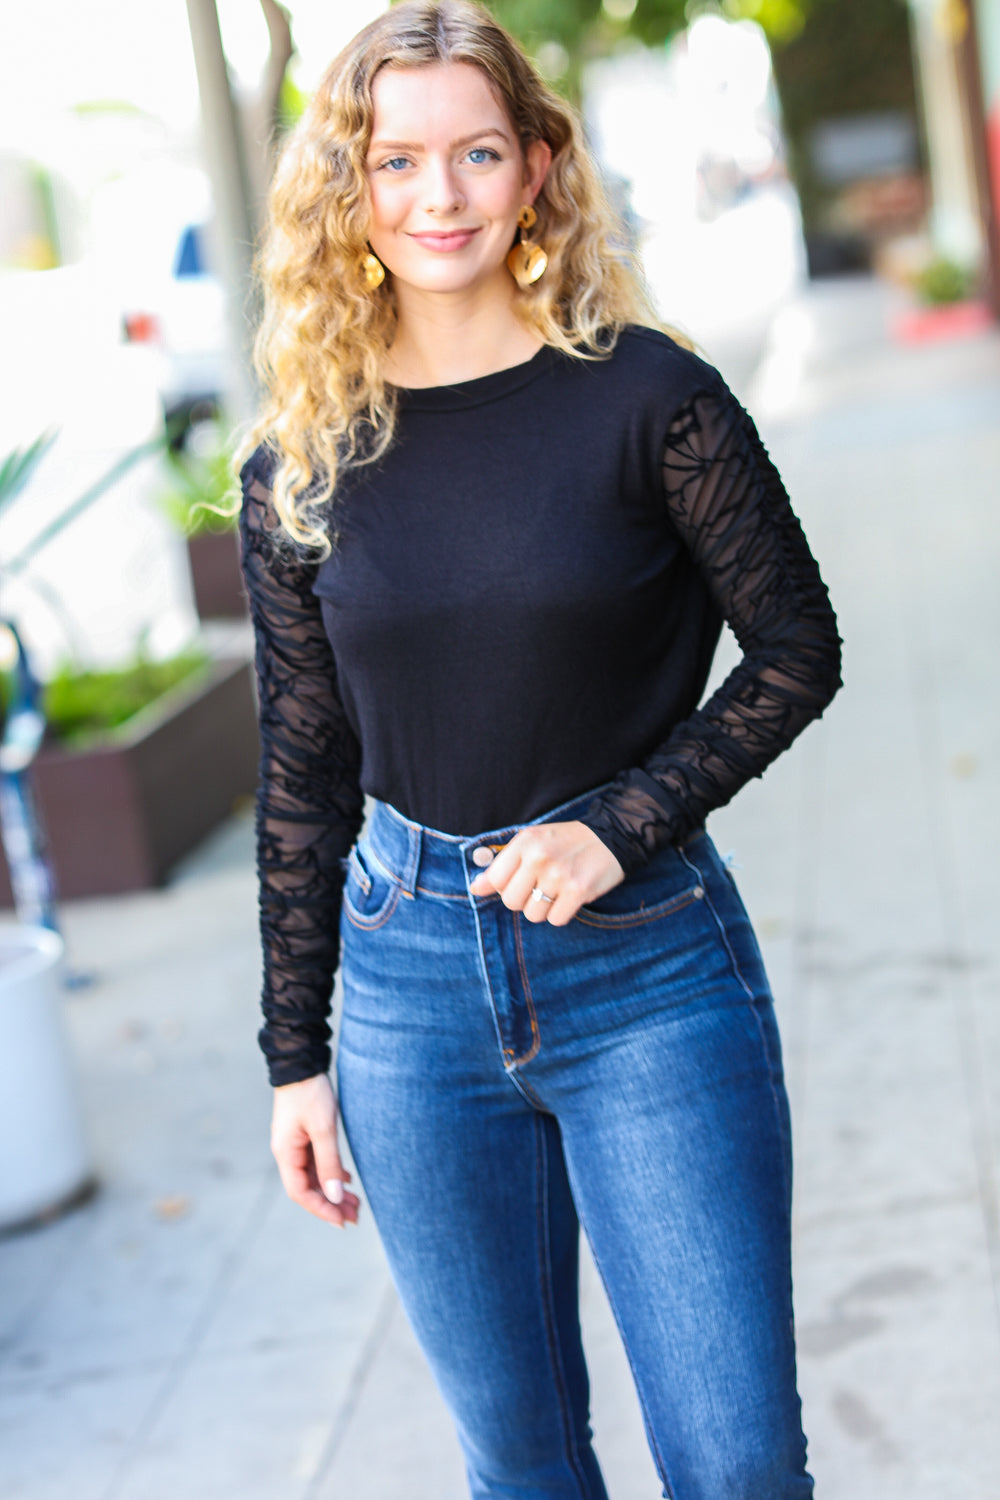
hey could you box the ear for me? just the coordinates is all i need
[522,138,553,203]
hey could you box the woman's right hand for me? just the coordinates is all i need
[270,1072,360,1227]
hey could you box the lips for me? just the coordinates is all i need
[406,228,482,251]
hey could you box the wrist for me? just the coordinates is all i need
[274,1072,332,1091]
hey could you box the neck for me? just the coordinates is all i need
[384,272,543,388]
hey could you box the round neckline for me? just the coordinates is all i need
[391,343,561,412]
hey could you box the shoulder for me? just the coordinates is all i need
[238,443,285,546]
[550,328,731,463]
[239,442,280,497]
[237,443,331,590]
[566,326,725,412]
[237,443,288,568]
[614,325,724,390]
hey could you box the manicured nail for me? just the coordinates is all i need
[323,1178,344,1205]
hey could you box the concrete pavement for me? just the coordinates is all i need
[1,274,998,1499]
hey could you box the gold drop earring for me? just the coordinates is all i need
[506,205,547,288]
[360,250,385,290]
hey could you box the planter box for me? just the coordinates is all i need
[187,530,248,620]
[891,299,993,345]
[0,658,259,905]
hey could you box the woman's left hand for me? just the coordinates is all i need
[469,821,625,925]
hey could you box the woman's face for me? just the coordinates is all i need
[364,60,550,299]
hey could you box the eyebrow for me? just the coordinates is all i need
[367,127,512,153]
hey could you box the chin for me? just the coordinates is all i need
[399,261,502,295]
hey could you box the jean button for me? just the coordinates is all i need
[471,846,495,868]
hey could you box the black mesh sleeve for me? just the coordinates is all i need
[239,448,365,1087]
[580,383,842,871]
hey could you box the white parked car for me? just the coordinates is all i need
[120,219,229,439]
[90,166,231,442]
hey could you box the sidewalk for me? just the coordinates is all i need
[1,275,998,1500]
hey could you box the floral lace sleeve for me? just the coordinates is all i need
[239,448,365,1087]
[580,383,843,871]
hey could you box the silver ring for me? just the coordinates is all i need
[531,886,555,904]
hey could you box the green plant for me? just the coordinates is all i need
[915,256,976,307]
[159,422,239,538]
[489,0,810,95]
[0,432,59,512]
[0,423,191,740]
[2,420,185,580]
[41,649,209,745]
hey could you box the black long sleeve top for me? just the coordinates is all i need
[239,326,842,1085]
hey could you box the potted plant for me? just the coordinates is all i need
[0,438,94,1230]
[0,423,257,1229]
[0,428,258,906]
[0,925,94,1230]
[892,253,992,344]
[159,417,248,621]
[0,643,259,903]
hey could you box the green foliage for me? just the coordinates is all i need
[916,257,976,306]
[72,99,146,116]
[487,0,809,98]
[0,432,59,515]
[3,427,174,580]
[488,0,600,56]
[279,72,309,131]
[41,650,210,745]
[0,425,211,750]
[159,422,239,538]
[722,0,809,44]
[489,0,595,100]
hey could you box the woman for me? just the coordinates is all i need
[237,3,841,1496]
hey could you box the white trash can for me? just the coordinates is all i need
[0,926,93,1231]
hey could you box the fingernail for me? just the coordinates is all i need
[323,1178,344,1205]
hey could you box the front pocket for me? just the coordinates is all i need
[574,882,705,929]
[342,841,402,930]
[574,841,707,929]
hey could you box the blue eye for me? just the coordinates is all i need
[382,156,410,172]
[466,147,500,165]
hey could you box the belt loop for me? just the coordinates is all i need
[398,820,422,897]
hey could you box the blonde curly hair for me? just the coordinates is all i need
[237,0,682,554]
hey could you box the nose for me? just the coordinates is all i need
[423,155,464,216]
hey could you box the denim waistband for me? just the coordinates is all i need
[363,784,616,900]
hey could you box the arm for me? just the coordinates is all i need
[239,448,366,1223]
[471,383,842,921]
[578,383,843,871]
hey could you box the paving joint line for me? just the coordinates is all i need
[300,1283,399,1500]
[96,1165,279,1500]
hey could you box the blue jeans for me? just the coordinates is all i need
[337,787,812,1500]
